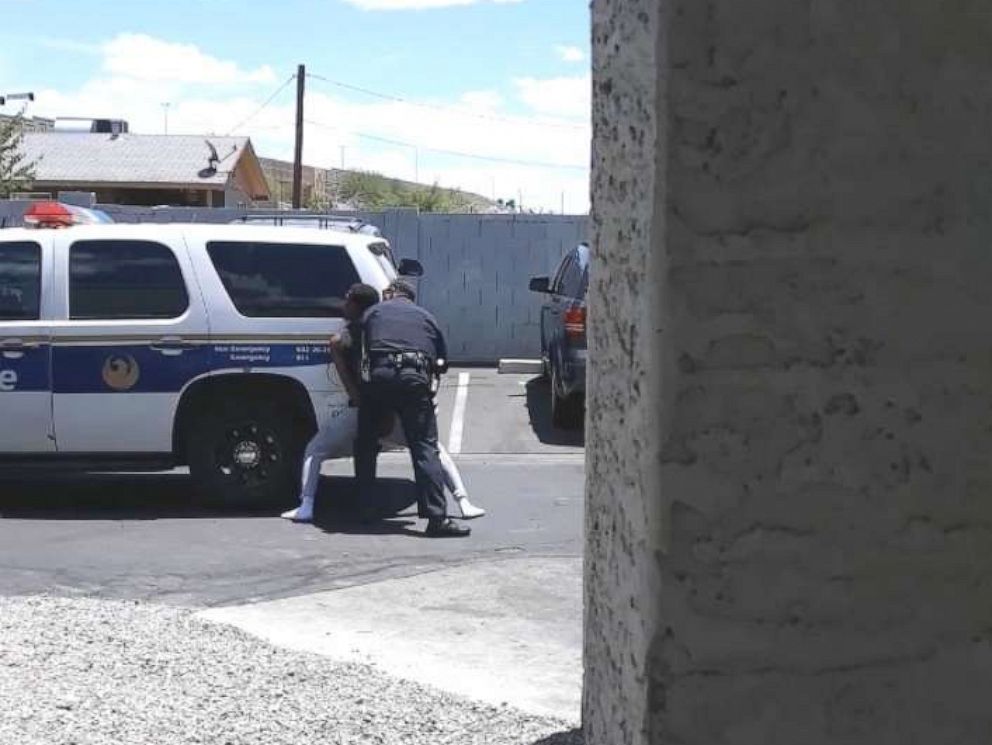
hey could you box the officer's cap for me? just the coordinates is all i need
[388,280,416,301]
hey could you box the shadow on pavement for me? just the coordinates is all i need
[0,472,416,522]
[311,477,421,536]
[525,377,585,448]
[313,515,422,537]
[530,729,583,744]
[0,473,208,520]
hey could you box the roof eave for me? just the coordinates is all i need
[30,179,229,190]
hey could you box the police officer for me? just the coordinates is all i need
[354,280,471,537]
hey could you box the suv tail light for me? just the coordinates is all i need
[23,201,113,229]
[564,306,586,338]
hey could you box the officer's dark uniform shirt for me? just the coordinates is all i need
[361,298,447,363]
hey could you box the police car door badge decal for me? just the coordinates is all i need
[102,354,140,391]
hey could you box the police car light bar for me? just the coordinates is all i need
[23,201,114,229]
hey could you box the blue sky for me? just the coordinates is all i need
[0,0,591,210]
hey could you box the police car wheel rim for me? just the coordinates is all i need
[216,423,282,484]
[233,441,262,468]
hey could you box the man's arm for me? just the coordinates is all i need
[330,335,362,405]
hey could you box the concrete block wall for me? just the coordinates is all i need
[586,1,992,743]
[0,201,586,362]
[418,214,584,361]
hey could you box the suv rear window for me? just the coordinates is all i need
[561,260,588,299]
[0,241,42,321]
[69,240,189,320]
[207,241,360,318]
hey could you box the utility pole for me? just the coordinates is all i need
[340,145,346,170]
[161,102,171,135]
[292,64,305,209]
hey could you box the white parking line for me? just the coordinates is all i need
[448,372,471,454]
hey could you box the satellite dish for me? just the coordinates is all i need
[199,140,221,179]
[205,140,220,167]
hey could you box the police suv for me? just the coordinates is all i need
[0,202,419,504]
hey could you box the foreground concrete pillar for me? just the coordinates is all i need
[585,1,992,742]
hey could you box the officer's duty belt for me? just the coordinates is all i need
[370,351,431,371]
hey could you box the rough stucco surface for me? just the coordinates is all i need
[585,0,667,743]
[586,1,992,743]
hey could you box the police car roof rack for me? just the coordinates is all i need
[231,214,382,236]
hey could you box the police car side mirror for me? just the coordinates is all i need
[529,276,551,293]
[398,259,424,277]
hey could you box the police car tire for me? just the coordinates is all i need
[186,399,303,507]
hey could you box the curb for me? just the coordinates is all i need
[498,358,544,374]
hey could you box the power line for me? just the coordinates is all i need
[224,74,297,136]
[305,72,587,132]
[236,122,292,133]
[304,118,587,171]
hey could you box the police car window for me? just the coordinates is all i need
[69,240,189,320]
[0,242,41,321]
[207,241,360,318]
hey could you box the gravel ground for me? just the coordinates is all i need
[0,596,582,745]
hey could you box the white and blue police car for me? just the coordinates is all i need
[0,202,421,504]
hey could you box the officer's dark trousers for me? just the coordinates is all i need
[355,368,447,521]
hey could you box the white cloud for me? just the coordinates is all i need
[300,89,589,211]
[341,0,522,9]
[554,45,585,63]
[102,33,275,85]
[26,34,589,212]
[514,75,590,119]
[458,90,504,111]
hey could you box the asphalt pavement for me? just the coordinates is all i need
[0,370,583,605]
[0,369,586,720]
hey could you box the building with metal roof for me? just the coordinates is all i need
[18,132,270,207]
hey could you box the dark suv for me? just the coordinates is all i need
[529,243,588,429]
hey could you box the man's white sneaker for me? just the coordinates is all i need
[281,504,313,523]
[455,496,486,519]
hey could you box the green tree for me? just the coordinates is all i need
[0,111,36,198]
[306,188,329,211]
[408,182,468,213]
[338,171,398,210]
[337,171,477,213]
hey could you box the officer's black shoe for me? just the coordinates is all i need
[425,518,471,538]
